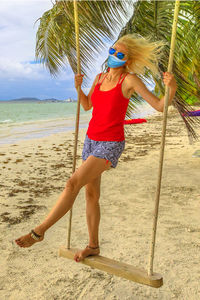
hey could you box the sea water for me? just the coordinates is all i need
[0,101,156,145]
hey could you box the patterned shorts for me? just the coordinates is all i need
[82,134,125,168]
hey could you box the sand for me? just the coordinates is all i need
[0,106,200,300]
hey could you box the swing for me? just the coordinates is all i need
[59,0,180,288]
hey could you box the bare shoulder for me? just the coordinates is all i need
[92,73,104,86]
[98,72,107,81]
[91,72,105,85]
[125,73,141,85]
[124,73,141,94]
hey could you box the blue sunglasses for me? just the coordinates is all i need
[109,47,125,60]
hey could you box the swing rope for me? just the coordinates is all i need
[67,0,81,249]
[67,0,181,279]
[148,0,180,276]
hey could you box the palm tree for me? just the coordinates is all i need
[115,0,200,140]
[35,0,200,141]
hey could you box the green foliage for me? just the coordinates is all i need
[35,0,200,141]
[35,0,129,78]
[183,95,199,106]
[112,0,200,140]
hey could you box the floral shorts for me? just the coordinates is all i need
[82,134,125,168]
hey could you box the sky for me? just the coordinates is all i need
[0,0,133,101]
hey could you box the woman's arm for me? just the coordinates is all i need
[74,74,99,111]
[159,72,177,111]
[127,72,177,112]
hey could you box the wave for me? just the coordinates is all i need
[0,119,13,124]
[0,116,76,128]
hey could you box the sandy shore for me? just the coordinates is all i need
[0,107,200,300]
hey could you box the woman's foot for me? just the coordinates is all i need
[15,227,45,248]
[74,245,100,262]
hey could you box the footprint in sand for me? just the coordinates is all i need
[15,159,23,163]
[17,181,27,187]
[2,158,11,164]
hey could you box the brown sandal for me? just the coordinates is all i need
[86,245,99,250]
[30,229,43,241]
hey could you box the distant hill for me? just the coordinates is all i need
[10,97,40,102]
[0,97,76,103]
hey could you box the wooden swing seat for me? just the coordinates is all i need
[58,246,163,288]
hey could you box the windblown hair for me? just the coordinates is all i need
[115,33,166,76]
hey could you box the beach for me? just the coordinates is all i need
[0,106,200,300]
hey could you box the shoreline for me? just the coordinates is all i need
[0,101,158,146]
[1,106,200,299]
[0,114,92,146]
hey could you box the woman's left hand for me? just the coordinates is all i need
[163,72,177,89]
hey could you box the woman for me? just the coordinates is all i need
[15,34,177,262]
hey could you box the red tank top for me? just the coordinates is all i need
[86,72,130,141]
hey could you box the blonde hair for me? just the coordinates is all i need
[115,33,166,76]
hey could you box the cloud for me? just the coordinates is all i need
[0,0,78,81]
[0,57,76,81]
[0,0,53,76]
[0,58,43,80]
[0,0,134,99]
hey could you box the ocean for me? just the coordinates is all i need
[0,101,156,145]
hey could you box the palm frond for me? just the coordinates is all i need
[114,0,200,142]
[35,0,130,80]
[35,0,200,142]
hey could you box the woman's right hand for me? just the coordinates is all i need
[74,74,84,90]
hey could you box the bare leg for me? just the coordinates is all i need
[15,156,111,248]
[74,174,101,262]
[86,171,102,247]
